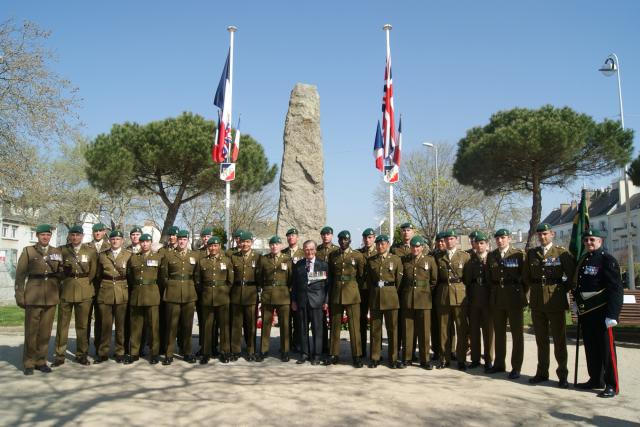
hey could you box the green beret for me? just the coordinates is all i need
[375,234,390,243]
[441,229,457,238]
[239,231,253,241]
[362,228,375,237]
[269,236,282,244]
[176,229,189,238]
[337,230,351,240]
[201,227,213,235]
[109,230,123,238]
[468,230,479,239]
[435,232,446,240]
[494,228,510,238]
[35,224,52,234]
[474,231,488,242]
[232,229,243,238]
[410,236,425,247]
[207,236,221,245]
[584,229,605,238]
[129,225,142,234]
[400,222,414,229]
[139,233,152,242]
[286,228,298,236]
[92,223,106,232]
[320,226,333,235]
[68,225,83,234]
[167,226,180,236]
[536,223,553,232]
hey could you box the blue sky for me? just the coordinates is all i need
[4,1,639,236]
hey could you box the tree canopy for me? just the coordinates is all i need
[84,112,277,234]
[453,105,633,247]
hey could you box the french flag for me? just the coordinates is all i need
[373,121,384,171]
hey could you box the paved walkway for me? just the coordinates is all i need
[0,327,638,426]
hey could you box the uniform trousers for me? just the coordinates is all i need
[493,307,524,371]
[438,305,468,363]
[231,304,256,354]
[165,301,195,357]
[469,304,494,365]
[203,305,230,356]
[330,303,361,358]
[23,305,56,368]
[402,308,431,363]
[260,304,290,354]
[581,307,619,389]
[55,299,92,359]
[98,303,127,357]
[370,308,398,363]
[130,305,159,357]
[531,309,567,379]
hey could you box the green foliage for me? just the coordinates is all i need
[628,157,640,187]
[0,305,25,326]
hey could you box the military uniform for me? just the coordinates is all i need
[196,250,233,361]
[124,241,142,355]
[327,247,364,362]
[316,241,338,354]
[157,238,178,354]
[400,249,437,365]
[85,237,110,353]
[487,246,527,375]
[435,248,470,367]
[464,250,494,369]
[15,236,63,371]
[54,242,97,364]
[230,249,261,358]
[392,240,413,359]
[367,250,403,365]
[96,247,132,360]
[257,251,292,358]
[127,249,163,361]
[160,247,198,361]
[524,243,575,384]
[357,244,377,358]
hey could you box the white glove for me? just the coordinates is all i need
[570,301,578,315]
[605,318,618,328]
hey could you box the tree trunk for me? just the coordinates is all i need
[161,202,180,237]
[527,176,542,249]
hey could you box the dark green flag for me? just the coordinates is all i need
[569,189,590,259]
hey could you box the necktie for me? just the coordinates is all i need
[306,259,311,272]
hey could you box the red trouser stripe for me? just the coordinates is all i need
[607,327,619,394]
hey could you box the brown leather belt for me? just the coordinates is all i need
[103,274,127,281]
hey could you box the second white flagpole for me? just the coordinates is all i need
[225,25,236,248]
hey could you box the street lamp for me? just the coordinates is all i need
[423,142,439,234]
[599,53,635,289]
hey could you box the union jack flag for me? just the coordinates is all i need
[382,43,396,167]
[213,50,232,163]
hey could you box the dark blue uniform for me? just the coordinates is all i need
[576,249,623,393]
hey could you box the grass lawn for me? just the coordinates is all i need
[0,305,24,326]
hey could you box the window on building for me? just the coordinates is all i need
[1,225,7,238]
[11,225,18,239]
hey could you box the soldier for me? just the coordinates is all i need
[400,236,438,369]
[158,225,179,354]
[466,231,480,254]
[15,224,63,375]
[160,229,198,365]
[523,223,575,388]
[86,222,111,355]
[282,228,304,354]
[430,232,446,362]
[195,227,213,357]
[257,236,292,362]
[574,229,624,398]
[95,230,132,363]
[230,230,261,361]
[125,233,163,364]
[487,228,527,379]
[196,236,233,364]
[124,225,143,355]
[53,225,97,366]
[126,226,143,254]
[463,231,494,372]
[326,230,365,367]
[434,229,470,370]
[366,234,403,368]
[391,222,414,257]
[357,228,377,359]
[317,226,338,355]
[225,229,243,258]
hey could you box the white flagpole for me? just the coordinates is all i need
[225,25,237,249]
[383,23,394,244]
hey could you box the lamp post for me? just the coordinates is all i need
[423,142,439,234]
[599,53,635,289]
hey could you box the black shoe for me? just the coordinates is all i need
[93,356,108,364]
[576,380,604,390]
[323,356,338,366]
[220,353,230,363]
[451,352,457,361]
[255,353,265,362]
[230,353,239,362]
[597,386,616,398]
[24,368,34,375]
[115,355,126,363]
[420,362,434,370]
[368,360,379,368]
[508,370,520,380]
[162,357,173,365]
[484,363,494,373]
[310,358,320,366]
[397,361,407,369]
[124,355,139,365]
[528,375,549,384]
[558,378,569,389]
[468,361,481,369]
[200,356,210,365]
[34,364,52,373]
[195,349,203,357]
[488,366,505,374]
[353,357,363,368]
[281,353,290,362]
[52,359,65,367]
[184,355,196,364]
[150,356,159,365]
[76,356,90,366]
[246,353,256,362]
[296,357,308,365]
[436,361,448,369]
[457,362,467,371]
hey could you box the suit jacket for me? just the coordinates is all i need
[291,258,329,309]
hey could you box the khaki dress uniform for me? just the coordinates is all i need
[157,243,177,354]
[328,248,364,359]
[230,250,261,356]
[257,253,292,356]
[487,247,527,373]
[124,243,141,353]
[160,249,198,358]
[96,249,132,358]
[435,249,470,365]
[367,252,403,364]
[54,244,97,363]
[523,245,575,381]
[357,245,377,357]
[282,246,304,352]
[85,239,110,353]
[127,250,163,358]
[196,253,233,358]
[393,241,415,358]
[15,245,63,369]
[464,252,494,367]
[400,252,437,364]
[316,243,338,354]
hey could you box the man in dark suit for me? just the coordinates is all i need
[291,240,329,365]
